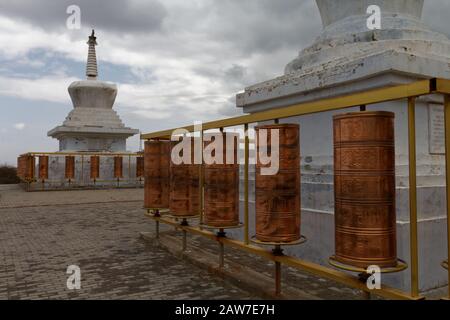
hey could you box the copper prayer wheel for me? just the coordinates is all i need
[114,156,123,179]
[203,133,240,227]
[90,156,100,180]
[65,156,75,180]
[17,155,35,181]
[17,156,27,180]
[16,156,23,179]
[334,111,397,268]
[170,138,200,217]
[255,124,301,243]
[144,140,171,209]
[38,156,49,180]
[136,156,144,178]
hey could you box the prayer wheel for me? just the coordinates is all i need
[90,156,100,180]
[136,156,144,178]
[170,138,200,217]
[334,111,397,268]
[114,156,123,179]
[17,155,35,181]
[255,124,301,243]
[38,156,49,180]
[16,157,22,179]
[144,140,171,209]
[203,133,240,227]
[65,156,75,180]
[17,156,27,180]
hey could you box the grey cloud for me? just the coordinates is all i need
[224,64,246,83]
[423,1,450,37]
[202,0,321,55]
[0,0,167,33]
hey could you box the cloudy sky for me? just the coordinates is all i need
[0,0,449,165]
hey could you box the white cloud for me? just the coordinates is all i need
[13,123,26,130]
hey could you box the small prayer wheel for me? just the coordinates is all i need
[334,111,397,268]
[203,133,240,227]
[144,140,171,209]
[90,156,100,180]
[114,156,123,179]
[136,156,144,178]
[38,156,49,180]
[169,138,200,217]
[17,156,26,180]
[17,155,35,181]
[65,156,75,180]
[255,124,301,243]
[16,156,23,179]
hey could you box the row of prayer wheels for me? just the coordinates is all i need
[144,136,240,225]
[18,155,145,181]
[66,155,145,180]
[144,111,398,269]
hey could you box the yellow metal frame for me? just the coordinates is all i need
[22,151,141,157]
[141,78,450,300]
[329,256,408,274]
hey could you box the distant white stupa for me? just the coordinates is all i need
[48,30,139,152]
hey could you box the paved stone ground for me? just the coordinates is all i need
[0,185,446,300]
[0,184,143,209]
[0,187,258,300]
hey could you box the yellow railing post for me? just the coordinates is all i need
[244,124,250,245]
[444,94,450,299]
[408,97,419,297]
[199,129,204,227]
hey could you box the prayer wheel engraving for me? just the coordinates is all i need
[170,138,200,217]
[334,111,397,268]
[144,140,170,209]
[38,156,49,180]
[114,156,123,179]
[203,133,239,227]
[90,156,100,180]
[65,156,75,180]
[255,124,301,243]
[136,156,144,178]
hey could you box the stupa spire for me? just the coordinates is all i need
[86,29,98,80]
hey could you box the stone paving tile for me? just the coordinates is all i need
[0,199,258,300]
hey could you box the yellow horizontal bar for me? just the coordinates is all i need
[28,179,143,184]
[24,152,142,157]
[147,214,423,300]
[437,79,450,94]
[141,79,433,140]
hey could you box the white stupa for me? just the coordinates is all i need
[48,30,139,152]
